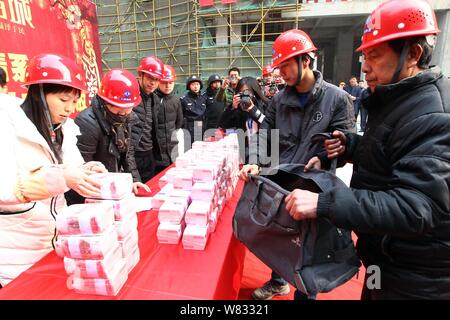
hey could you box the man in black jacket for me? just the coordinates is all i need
[131,56,164,183]
[68,69,149,205]
[287,0,450,299]
[180,75,206,146]
[203,74,224,133]
[239,29,355,301]
[155,64,183,174]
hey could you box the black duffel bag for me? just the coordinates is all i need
[233,163,361,296]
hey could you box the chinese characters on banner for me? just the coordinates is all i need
[0,0,102,113]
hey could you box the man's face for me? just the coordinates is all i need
[105,103,133,116]
[210,81,221,90]
[272,68,285,85]
[263,75,272,84]
[349,78,358,87]
[229,71,240,85]
[362,42,400,92]
[140,72,159,94]
[159,81,174,95]
[189,81,201,93]
[278,58,302,87]
[359,81,365,88]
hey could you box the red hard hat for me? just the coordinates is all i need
[161,64,176,82]
[262,65,273,77]
[356,0,440,52]
[271,29,317,68]
[98,69,142,108]
[23,53,87,91]
[137,56,164,80]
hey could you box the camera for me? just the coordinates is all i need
[264,81,279,97]
[238,90,254,111]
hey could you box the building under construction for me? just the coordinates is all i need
[92,0,450,93]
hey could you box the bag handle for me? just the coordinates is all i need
[248,174,290,227]
[311,132,338,174]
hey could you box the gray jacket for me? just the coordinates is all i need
[249,71,355,167]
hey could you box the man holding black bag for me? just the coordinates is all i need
[287,0,450,300]
[239,29,355,300]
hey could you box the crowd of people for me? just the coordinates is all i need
[0,0,449,301]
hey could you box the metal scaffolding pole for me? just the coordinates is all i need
[94,0,303,82]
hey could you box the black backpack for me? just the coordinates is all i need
[233,163,361,296]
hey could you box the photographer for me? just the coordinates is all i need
[216,67,240,109]
[218,77,269,160]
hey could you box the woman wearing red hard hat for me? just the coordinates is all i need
[66,68,150,206]
[0,53,107,286]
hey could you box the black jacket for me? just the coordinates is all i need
[203,87,225,130]
[131,88,161,154]
[155,89,183,167]
[74,96,141,182]
[317,68,450,298]
[180,91,207,142]
[249,71,355,166]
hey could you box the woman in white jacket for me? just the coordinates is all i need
[0,54,106,287]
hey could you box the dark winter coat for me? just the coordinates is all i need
[318,68,450,299]
[155,89,183,167]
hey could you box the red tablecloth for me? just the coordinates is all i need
[0,167,246,300]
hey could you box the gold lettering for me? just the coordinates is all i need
[8,53,28,82]
[0,1,7,20]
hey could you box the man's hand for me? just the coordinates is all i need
[239,164,260,182]
[133,182,151,195]
[223,77,230,88]
[285,189,319,221]
[304,156,321,172]
[324,130,347,159]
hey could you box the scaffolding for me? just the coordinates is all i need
[92,0,303,94]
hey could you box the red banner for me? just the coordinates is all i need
[0,0,103,112]
[199,0,214,7]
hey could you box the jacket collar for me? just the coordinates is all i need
[91,96,138,134]
[363,67,443,110]
[280,70,324,108]
[187,90,201,98]
[156,89,175,99]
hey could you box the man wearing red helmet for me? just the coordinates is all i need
[261,65,279,99]
[239,29,355,300]
[154,65,183,174]
[132,56,165,182]
[286,0,450,299]
[71,69,150,201]
[0,54,106,286]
